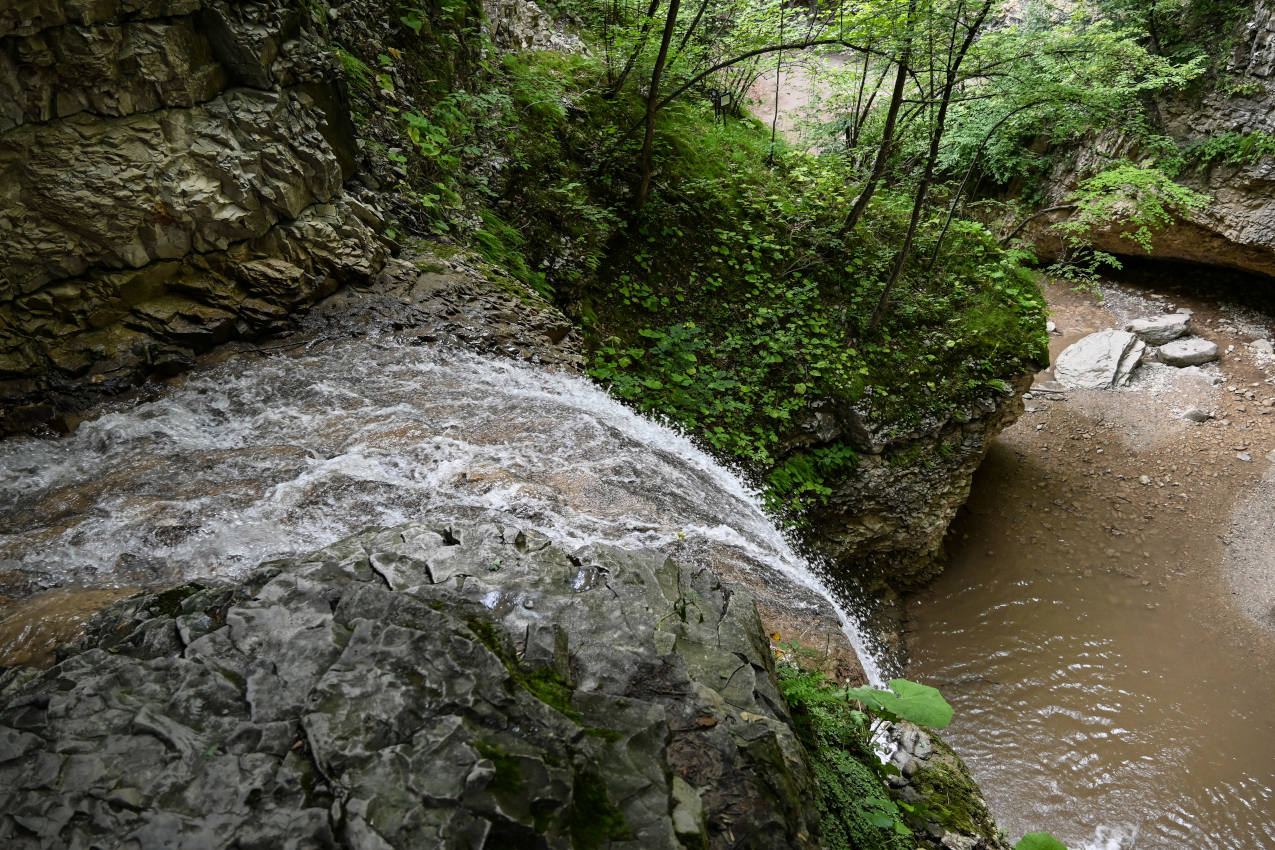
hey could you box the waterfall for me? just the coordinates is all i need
[0,338,886,685]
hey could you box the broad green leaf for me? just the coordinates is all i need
[1015,833,1068,850]
[844,679,954,728]
[884,678,954,729]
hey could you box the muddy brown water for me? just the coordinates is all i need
[907,278,1275,849]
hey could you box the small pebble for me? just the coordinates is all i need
[1237,452,1253,462]
[1139,475,1152,485]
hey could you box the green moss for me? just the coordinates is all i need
[466,616,506,657]
[148,584,203,618]
[583,728,625,743]
[475,740,524,796]
[907,735,1003,842]
[567,772,630,849]
[522,666,579,721]
[467,617,580,722]
[216,667,247,693]
[777,666,913,850]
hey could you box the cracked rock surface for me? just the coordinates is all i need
[0,521,820,849]
[0,0,387,419]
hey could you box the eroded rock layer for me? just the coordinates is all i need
[0,0,388,415]
[1034,0,1275,278]
[806,374,1033,592]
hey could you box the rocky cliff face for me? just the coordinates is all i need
[1033,0,1275,278]
[0,520,821,849]
[804,375,1032,595]
[0,0,389,423]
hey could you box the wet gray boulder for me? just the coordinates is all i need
[1124,314,1191,346]
[1158,337,1220,367]
[0,522,820,849]
[1053,329,1145,389]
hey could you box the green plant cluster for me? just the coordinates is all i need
[778,663,1071,850]
[1094,0,1255,71]
[1180,129,1275,171]
[325,7,1048,515]
[777,666,917,850]
[580,103,1047,511]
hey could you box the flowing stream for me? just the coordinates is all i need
[0,337,884,684]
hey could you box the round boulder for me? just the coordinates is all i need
[1159,337,1219,367]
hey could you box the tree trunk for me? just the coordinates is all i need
[608,0,663,98]
[638,0,682,207]
[841,0,917,235]
[868,0,994,331]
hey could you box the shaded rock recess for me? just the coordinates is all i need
[0,521,821,849]
[1032,0,1275,279]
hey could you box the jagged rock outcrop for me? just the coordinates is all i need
[301,246,585,370]
[0,521,821,849]
[0,0,388,422]
[484,0,584,53]
[805,374,1033,591]
[1032,0,1275,278]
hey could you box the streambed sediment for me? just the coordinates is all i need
[907,274,1275,849]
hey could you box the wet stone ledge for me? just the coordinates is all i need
[0,521,821,849]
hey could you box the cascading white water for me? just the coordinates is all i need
[0,337,886,685]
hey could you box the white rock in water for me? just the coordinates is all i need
[1159,337,1220,367]
[1046,321,1057,333]
[1124,314,1191,345]
[1054,330,1146,389]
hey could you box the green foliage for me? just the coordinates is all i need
[333,45,373,94]
[765,444,860,514]
[581,103,1046,512]
[1015,832,1070,850]
[843,678,955,729]
[1046,160,1210,285]
[935,13,1205,187]
[1181,130,1275,171]
[777,665,915,850]
[1093,0,1254,68]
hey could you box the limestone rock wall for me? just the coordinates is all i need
[808,374,1032,593]
[1033,0,1275,278]
[0,0,388,418]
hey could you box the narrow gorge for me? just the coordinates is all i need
[2,0,1275,849]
